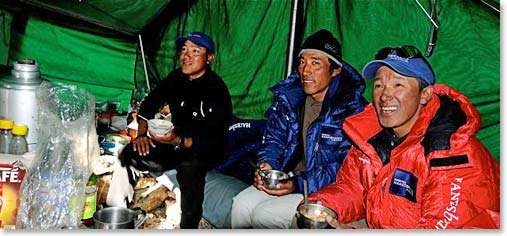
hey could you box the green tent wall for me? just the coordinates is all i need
[0,0,499,161]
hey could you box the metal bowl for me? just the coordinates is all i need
[260,169,289,190]
[296,203,337,229]
[94,207,146,229]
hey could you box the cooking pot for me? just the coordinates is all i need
[0,59,43,151]
[93,207,146,229]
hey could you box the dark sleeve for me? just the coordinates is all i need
[138,72,175,119]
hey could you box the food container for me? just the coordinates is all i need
[296,203,337,229]
[148,119,173,136]
[259,169,289,190]
[93,207,146,229]
[0,159,27,229]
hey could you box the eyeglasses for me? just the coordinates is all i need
[374,45,423,60]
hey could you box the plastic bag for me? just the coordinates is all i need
[16,81,99,229]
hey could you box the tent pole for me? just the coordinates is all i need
[138,34,151,92]
[479,0,500,13]
[286,0,299,77]
[414,0,439,29]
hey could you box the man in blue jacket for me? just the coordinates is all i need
[231,29,367,228]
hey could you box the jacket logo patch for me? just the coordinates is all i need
[320,125,343,145]
[389,168,418,203]
[429,155,469,168]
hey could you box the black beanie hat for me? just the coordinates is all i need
[298,29,342,67]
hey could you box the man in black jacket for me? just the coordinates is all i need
[120,32,233,228]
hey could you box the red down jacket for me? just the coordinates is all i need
[308,84,500,228]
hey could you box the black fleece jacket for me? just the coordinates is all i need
[138,68,233,168]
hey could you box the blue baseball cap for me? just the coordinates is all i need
[176,32,215,54]
[362,51,435,85]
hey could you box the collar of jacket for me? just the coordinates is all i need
[342,84,481,158]
[269,61,365,110]
[175,67,216,84]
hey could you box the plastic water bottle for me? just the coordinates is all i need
[8,124,28,155]
[0,119,14,153]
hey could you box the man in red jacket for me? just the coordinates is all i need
[306,45,500,229]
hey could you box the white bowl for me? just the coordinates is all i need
[148,119,173,136]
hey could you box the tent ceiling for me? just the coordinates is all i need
[0,0,172,37]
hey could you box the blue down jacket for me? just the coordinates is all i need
[257,62,367,194]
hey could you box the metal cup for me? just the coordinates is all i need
[261,169,289,189]
[93,207,146,229]
[296,203,337,229]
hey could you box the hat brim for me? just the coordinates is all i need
[176,36,190,48]
[175,36,214,54]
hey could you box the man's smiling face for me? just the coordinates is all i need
[298,51,340,102]
[373,66,432,137]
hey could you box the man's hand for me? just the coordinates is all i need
[148,129,179,145]
[133,135,155,156]
[133,125,183,156]
[253,162,272,190]
[133,118,155,156]
[253,162,293,196]
[326,215,341,229]
[263,180,293,196]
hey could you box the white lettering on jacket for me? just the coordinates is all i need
[358,156,370,164]
[393,178,414,196]
[435,178,463,229]
[321,133,342,142]
[229,122,251,131]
